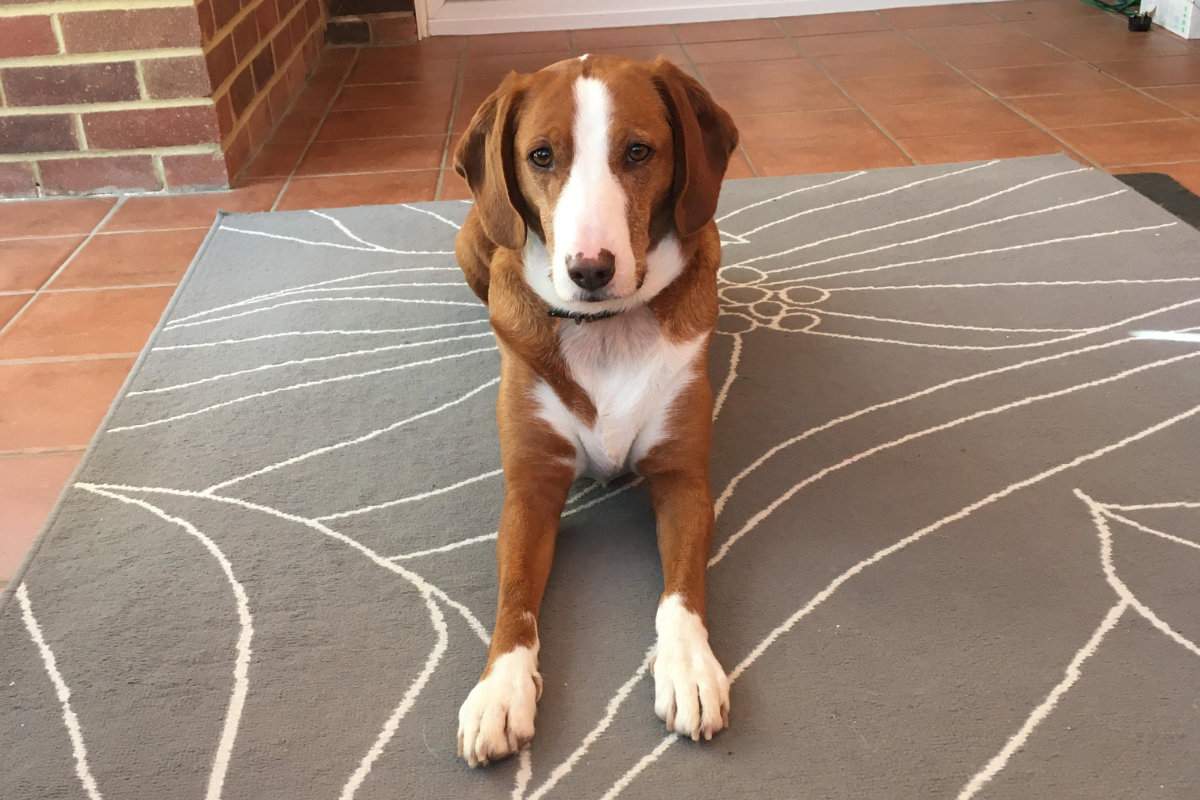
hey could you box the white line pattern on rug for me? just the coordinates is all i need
[16,584,105,800]
[75,486,254,800]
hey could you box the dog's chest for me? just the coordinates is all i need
[533,309,704,479]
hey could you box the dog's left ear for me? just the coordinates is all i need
[453,72,528,251]
[653,58,739,239]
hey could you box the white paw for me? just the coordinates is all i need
[652,595,730,741]
[457,646,542,767]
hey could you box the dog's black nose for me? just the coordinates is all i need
[566,250,615,292]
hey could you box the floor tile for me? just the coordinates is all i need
[0,197,115,240]
[103,182,283,232]
[937,38,1078,69]
[1113,161,1200,194]
[881,3,1000,28]
[465,30,572,55]
[1042,29,1192,62]
[437,169,473,200]
[0,358,133,451]
[673,19,784,42]
[454,78,501,133]
[1145,83,1200,114]
[461,51,572,81]
[0,237,82,292]
[347,55,459,84]
[778,11,890,37]
[736,108,889,142]
[842,70,988,107]
[1009,89,1184,128]
[0,286,173,359]
[296,135,447,175]
[0,295,28,329]
[50,229,207,289]
[571,25,677,50]
[790,30,922,57]
[332,81,458,112]
[0,451,82,581]
[725,150,755,179]
[316,105,452,140]
[742,128,910,175]
[869,98,1034,138]
[898,128,1065,163]
[905,22,1033,49]
[988,0,1106,20]
[1054,118,1200,166]
[816,50,951,80]
[684,37,798,63]
[1095,55,1200,88]
[700,59,852,114]
[589,44,690,66]
[242,142,309,178]
[966,61,1124,96]
[275,170,440,210]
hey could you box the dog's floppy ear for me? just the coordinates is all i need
[453,73,527,251]
[653,58,739,239]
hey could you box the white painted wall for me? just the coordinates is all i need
[422,0,1014,35]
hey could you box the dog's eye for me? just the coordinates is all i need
[528,147,554,169]
[626,143,652,163]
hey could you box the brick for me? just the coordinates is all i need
[251,45,275,92]
[0,115,77,154]
[0,162,38,197]
[2,62,140,107]
[197,0,217,42]
[141,56,212,99]
[228,65,256,119]
[162,151,228,189]
[60,7,202,53]
[83,105,219,149]
[274,20,295,62]
[256,0,280,36]
[233,13,260,63]
[216,93,235,137]
[223,125,251,178]
[246,96,273,150]
[39,155,161,195]
[212,0,241,32]
[0,16,59,59]
[206,34,237,89]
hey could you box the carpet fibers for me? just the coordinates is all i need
[3,155,1199,800]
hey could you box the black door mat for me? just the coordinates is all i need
[1117,172,1200,230]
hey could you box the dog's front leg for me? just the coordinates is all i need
[644,466,730,742]
[457,442,573,767]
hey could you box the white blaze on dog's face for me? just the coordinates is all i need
[453,55,739,314]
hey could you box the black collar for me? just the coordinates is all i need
[547,307,621,325]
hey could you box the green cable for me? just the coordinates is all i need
[1082,0,1141,18]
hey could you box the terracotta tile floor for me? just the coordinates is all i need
[2,0,1200,587]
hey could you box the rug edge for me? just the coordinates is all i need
[0,212,230,616]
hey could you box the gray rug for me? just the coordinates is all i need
[3,154,1199,800]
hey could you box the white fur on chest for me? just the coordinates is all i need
[533,309,704,480]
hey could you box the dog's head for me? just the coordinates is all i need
[454,55,738,314]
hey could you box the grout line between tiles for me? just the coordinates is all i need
[0,446,88,459]
[672,25,762,178]
[435,55,467,200]
[775,18,918,166]
[271,47,364,212]
[894,27,1103,168]
[0,197,126,342]
[0,353,141,366]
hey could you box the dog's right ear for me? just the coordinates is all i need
[453,73,528,252]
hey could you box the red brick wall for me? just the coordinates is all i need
[200,0,327,182]
[0,0,326,198]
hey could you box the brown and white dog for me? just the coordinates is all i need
[452,54,739,767]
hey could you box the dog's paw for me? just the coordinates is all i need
[457,646,542,767]
[652,596,730,742]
